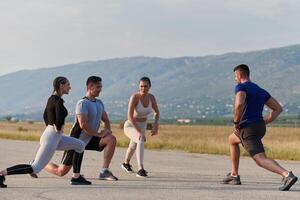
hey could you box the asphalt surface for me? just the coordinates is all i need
[0,139,300,200]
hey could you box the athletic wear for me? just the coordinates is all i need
[121,163,134,173]
[136,169,148,177]
[30,125,84,174]
[70,175,91,185]
[235,122,266,156]
[74,97,105,144]
[124,120,147,167]
[124,95,153,170]
[7,164,33,175]
[1,95,85,187]
[99,170,118,181]
[43,95,68,131]
[134,98,152,119]
[61,137,105,166]
[279,172,298,191]
[233,80,298,190]
[61,97,105,175]
[222,173,241,185]
[234,81,270,156]
[29,160,38,178]
[4,126,84,175]
[235,81,271,128]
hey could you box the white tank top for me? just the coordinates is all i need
[134,97,152,119]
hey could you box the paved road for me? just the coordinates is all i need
[0,139,300,200]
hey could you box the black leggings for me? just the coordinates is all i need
[6,164,33,175]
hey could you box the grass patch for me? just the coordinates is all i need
[0,132,40,141]
[1,122,300,160]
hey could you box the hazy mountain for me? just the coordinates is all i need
[1,44,300,121]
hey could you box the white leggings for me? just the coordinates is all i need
[124,120,147,167]
[31,125,85,174]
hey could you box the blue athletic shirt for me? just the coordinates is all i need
[235,81,271,127]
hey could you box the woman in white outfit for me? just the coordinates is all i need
[121,77,160,177]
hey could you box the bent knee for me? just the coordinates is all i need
[129,142,137,150]
[229,134,240,145]
[104,134,117,145]
[76,141,85,153]
[56,166,71,176]
[56,170,68,176]
[109,135,117,144]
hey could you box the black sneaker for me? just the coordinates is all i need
[0,175,7,188]
[136,169,148,177]
[70,175,92,185]
[279,171,298,191]
[121,163,134,173]
[221,173,241,185]
[99,170,118,181]
[30,173,38,178]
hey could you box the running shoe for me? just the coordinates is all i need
[279,171,298,191]
[99,170,118,181]
[136,169,148,177]
[0,175,7,188]
[70,175,92,185]
[221,173,241,185]
[121,163,134,173]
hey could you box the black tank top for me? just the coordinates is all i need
[43,95,68,131]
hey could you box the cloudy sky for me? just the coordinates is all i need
[0,0,300,75]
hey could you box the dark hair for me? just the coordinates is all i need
[86,76,102,86]
[234,64,250,77]
[139,76,151,87]
[53,76,68,94]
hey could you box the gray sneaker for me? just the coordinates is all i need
[99,170,118,181]
[221,173,241,185]
[279,171,298,191]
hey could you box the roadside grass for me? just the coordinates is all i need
[1,122,300,160]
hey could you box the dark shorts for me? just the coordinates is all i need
[61,136,105,166]
[235,122,266,157]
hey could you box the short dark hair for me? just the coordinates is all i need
[234,64,250,77]
[53,76,68,94]
[139,76,151,87]
[86,76,102,86]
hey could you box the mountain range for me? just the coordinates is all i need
[1,44,300,121]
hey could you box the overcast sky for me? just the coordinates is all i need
[1,0,300,75]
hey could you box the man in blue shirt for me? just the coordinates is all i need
[222,64,298,191]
